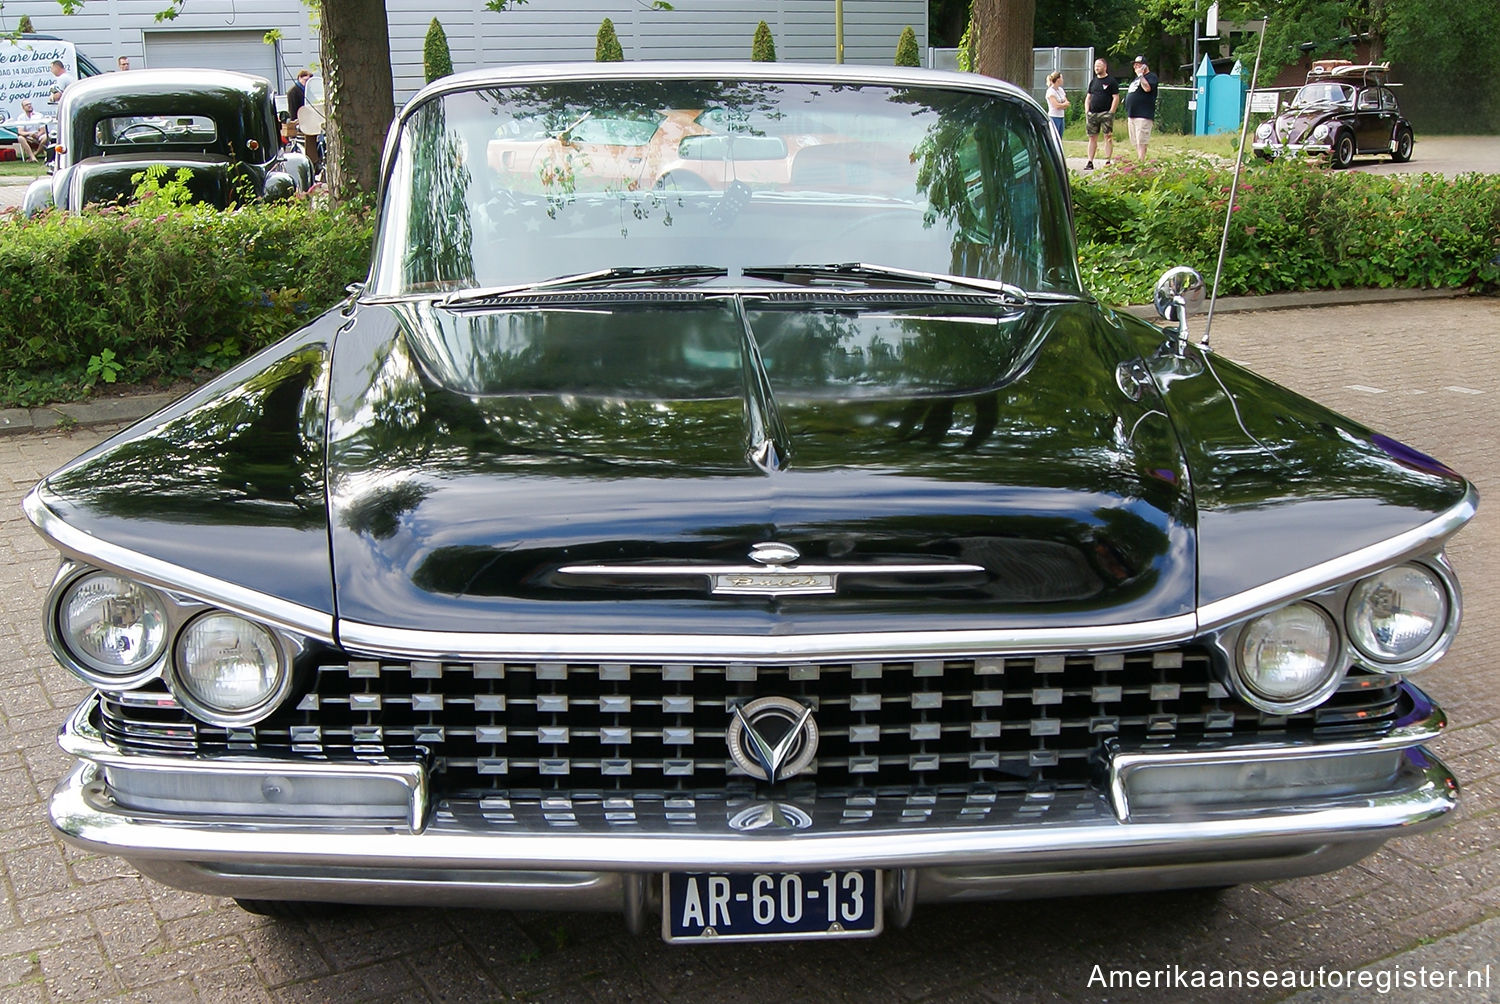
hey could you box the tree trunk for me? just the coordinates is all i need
[973,0,1036,89]
[322,0,395,200]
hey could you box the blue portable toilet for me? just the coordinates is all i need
[1201,57,1246,135]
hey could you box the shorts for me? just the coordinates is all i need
[1128,117,1154,147]
[1085,111,1113,137]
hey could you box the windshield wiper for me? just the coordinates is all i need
[741,262,1032,305]
[442,265,729,308]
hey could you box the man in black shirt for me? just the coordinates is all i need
[1084,58,1119,170]
[1124,55,1159,159]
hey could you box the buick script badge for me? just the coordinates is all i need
[727,696,819,783]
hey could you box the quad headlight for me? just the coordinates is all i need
[53,572,169,686]
[171,612,289,724]
[1346,562,1456,673]
[1234,602,1343,713]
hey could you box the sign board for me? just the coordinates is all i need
[0,39,77,127]
[1249,90,1280,113]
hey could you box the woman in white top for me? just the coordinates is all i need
[1045,72,1069,141]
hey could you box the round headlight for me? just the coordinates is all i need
[172,613,287,722]
[1347,563,1450,668]
[1237,602,1342,711]
[57,573,168,681]
[1311,123,1331,141]
[1255,122,1272,139]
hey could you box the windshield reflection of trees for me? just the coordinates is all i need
[394,81,1079,292]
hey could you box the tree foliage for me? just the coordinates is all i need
[423,18,454,84]
[895,26,920,66]
[752,20,777,62]
[596,17,625,61]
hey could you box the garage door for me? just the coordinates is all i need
[143,30,280,87]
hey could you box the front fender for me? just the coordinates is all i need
[21,175,57,217]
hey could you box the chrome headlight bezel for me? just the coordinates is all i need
[168,611,294,727]
[1228,600,1347,715]
[1344,559,1461,675]
[45,562,304,725]
[45,569,170,689]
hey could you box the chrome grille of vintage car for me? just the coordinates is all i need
[96,648,1407,800]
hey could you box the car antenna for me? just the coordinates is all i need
[1202,16,1270,352]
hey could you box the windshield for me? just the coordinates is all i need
[1293,82,1354,107]
[370,78,1080,297]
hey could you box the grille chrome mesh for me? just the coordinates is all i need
[98,650,1406,800]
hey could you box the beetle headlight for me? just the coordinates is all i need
[1235,602,1343,713]
[1255,121,1272,139]
[55,573,168,685]
[1346,563,1454,672]
[171,613,288,724]
[1311,123,1331,141]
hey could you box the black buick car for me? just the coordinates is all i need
[26,63,1472,943]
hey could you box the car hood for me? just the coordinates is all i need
[323,297,1197,637]
[1266,107,1343,144]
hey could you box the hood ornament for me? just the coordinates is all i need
[727,696,819,783]
[749,541,800,566]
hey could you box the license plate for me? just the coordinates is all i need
[663,869,882,942]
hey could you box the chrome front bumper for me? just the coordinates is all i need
[50,687,1458,917]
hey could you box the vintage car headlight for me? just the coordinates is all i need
[1255,121,1273,139]
[1310,123,1332,141]
[171,613,288,724]
[54,572,168,685]
[1235,602,1343,713]
[1346,563,1454,672]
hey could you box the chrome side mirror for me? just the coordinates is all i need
[1153,267,1205,355]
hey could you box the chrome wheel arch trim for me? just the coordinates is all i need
[22,489,334,643]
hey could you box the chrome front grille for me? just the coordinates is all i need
[98,650,1407,799]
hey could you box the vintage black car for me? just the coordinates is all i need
[27,64,1473,943]
[1253,61,1414,168]
[23,67,312,215]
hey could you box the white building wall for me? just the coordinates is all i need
[2,0,927,105]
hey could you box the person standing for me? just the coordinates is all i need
[287,69,311,122]
[1125,55,1159,160]
[1045,71,1069,141]
[48,60,75,104]
[1083,58,1118,171]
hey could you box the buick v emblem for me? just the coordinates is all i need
[727,696,819,783]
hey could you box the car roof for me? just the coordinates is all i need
[1307,61,1391,85]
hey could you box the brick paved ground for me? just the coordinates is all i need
[0,295,1496,1003]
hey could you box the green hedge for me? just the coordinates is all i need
[1074,157,1500,305]
[0,196,372,408]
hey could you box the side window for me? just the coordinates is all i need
[1381,88,1399,112]
[1357,89,1379,110]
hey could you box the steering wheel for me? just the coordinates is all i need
[119,122,169,141]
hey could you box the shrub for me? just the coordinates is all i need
[752,21,776,62]
[596,18,624,62]
[0,195,373,408]
[423,18,454,83]
[1073,157,1500,305]
[895,26,919,67]
[18,15,35,33]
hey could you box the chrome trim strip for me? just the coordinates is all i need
[557,562,987,578]
[23,489,334,642]
[336,614,1201,662]
[59,699,429,833]
[1106,684,1446,821]
[50,750,1455,873]
[1196,486,1478,633]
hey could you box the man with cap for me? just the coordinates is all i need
[1124,55,1159,159]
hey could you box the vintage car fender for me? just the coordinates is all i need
[283,150,314,191]
[21,174,58,217]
